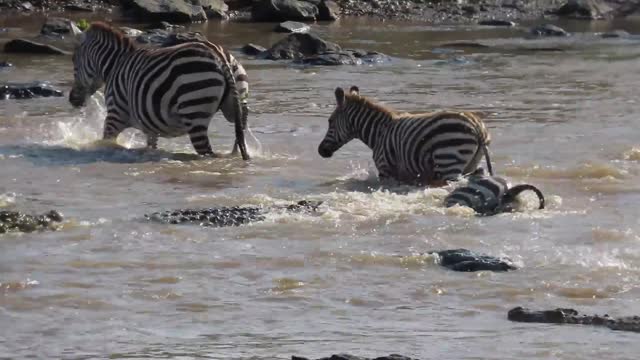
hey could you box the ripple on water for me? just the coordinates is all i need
[504,162,629,180]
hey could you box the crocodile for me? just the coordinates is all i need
[0,210,64,234]
[508,307,640,333]
[429,248,516,272]
[145,200,323,227]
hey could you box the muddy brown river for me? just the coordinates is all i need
[1,12,640,359]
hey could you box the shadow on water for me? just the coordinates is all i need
[0,143,202,166]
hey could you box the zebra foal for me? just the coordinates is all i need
[69,22,249,160]
[318,86,493,186]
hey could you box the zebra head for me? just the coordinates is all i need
[69,31,104,108]
[318,86,360,158]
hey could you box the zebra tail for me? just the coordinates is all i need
[482,144,494,176]
[216,51,249,161]
[502,184,545,210]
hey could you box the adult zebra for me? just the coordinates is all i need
[69,22,249,160]
[318,86,492,186]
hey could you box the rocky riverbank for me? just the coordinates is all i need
[0,0,638,24]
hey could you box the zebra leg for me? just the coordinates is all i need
[103,115,127,143]
[188,125,217,157]
[146,134,158,150]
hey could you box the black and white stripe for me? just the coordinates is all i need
[445,168,545,215]
[69,22,249,160]
[318,86,493,186]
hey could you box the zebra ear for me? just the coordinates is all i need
[349,86,359,96]
[335,87,345,107]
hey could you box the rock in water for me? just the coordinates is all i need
[264,32,341,60]
[4,39,69,55]
[554,0,613,20]
[242,43,267,56]
[40,17,82,37]
[478,19,516,26]
[252,0,319,21]
[275,21,311,33]
[121,0,208,23]
[0,210,64,233]
[317,0,339,20]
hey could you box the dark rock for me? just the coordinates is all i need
[18,1,32,11]
[0,61,12,69]
[317,0,339,20]
[601,30,631,38]
[4,39,69,55]
[430,249,516,272]
[478,19,516,26]
[275,21,311,33]
[554,0,613,20]
[40,17,82,37]
[242,43,267,56]
[0,82,64,100]
[252,0,319,21]
[529,24,569,37]
[146,200,323,227]
[0,210,64,233]
[264,32,340,60]
[64,3,94,12]
[508,307,640,333]
[121,0,208,23]
[193,0,229,19]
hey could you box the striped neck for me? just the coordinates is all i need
[87,31,134,81]
[345,101,394,150]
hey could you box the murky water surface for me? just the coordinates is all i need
[2,12,640,359]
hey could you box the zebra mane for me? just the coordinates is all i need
[344,94,397,118]
[345,94,486,122]
[87,21,135,50]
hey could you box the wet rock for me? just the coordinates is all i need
[529,24,569,37]
[317,0,339,20]
[430,249,516,272]
[275,21,311,33]
[121,0,208,23]
[264,32,340,60]
[554,0,613,20]
[40,17,82,37]
[601,30,631,38]
[0,210,63,233]
[292,354,419,360]
[242,43,267,56]
[4,39,69,55]
[146,200,323,227]
[508,307,640,333]
[145,21,185,31]
[18,1,32,11]
[478,19,516,26]
[194,0,229,19]
[252,0,319,21]
[0,82,64,100]
[0,61,12,69]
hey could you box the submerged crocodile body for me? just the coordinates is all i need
[0,210,64,233]
[430,249,516,272]
[145,200,323,227]
[508,307,640,333]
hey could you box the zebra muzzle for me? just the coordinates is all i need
[318,143,335,158]
[68,89,86,108]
